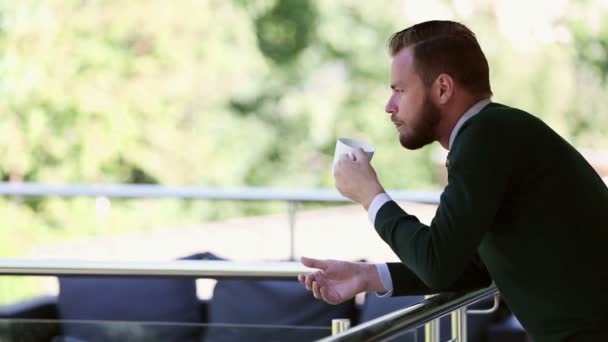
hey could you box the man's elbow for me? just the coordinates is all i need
[418,271,459,290]
[419,270,492,292]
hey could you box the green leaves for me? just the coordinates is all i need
[0,0,607,248]
[255,0,318,64]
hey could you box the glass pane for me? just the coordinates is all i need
[0,319,331,342]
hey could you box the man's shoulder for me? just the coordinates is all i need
[460,103,545,138]
[475,102,536,124]
[451,103,544,155]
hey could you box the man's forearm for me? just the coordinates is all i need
[387,255,492,296]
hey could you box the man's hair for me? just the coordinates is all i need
[388,20,492,96]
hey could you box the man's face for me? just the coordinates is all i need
[385,47,441,150]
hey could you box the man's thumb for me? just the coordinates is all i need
[301,256,328,271]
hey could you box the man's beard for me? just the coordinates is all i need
[398,95,441,150]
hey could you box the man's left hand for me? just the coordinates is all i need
[334,148,385,209]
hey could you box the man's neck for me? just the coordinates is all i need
[436,94,491,150]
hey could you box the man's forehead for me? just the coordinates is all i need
[391,47,415,82]
[392,47,415,68]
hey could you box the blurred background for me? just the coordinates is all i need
[1,0,608,305]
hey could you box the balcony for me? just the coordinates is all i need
[0,183,529,341]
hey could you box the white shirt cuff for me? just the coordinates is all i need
[368,193,393,225]
[374,263,394,297]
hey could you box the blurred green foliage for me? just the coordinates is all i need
[0,0,607,303]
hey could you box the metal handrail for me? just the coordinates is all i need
[468,293,500,315]
[0,182,441,204]
[0,258,497,342]
[317,285,499,342]
[0,259,310,279]
[0,258,499,342]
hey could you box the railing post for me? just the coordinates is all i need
[468,293,500,315]
[425,318,440,342]
[288,201,299,261]
[424,295,440,342]
[332,318,351,335]
[451,307,468,342]
[313,286,498,342]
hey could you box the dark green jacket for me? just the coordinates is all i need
[375,103,608,341]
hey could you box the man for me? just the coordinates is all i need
[298,20,608,341]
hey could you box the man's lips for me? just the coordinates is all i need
[391,116,403,127]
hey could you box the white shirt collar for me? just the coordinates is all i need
[448,98,492,150]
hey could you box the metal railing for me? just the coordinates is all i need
[1,182,496,341]
[320,285,499,342]
[0,182,441,203]
[0,258,498,342]
[0,259,310,279]
[0,182,442,259]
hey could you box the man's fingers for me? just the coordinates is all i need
[338,153,355,161]
[320,285,339,305]
[301,256,329,271]
[300,272,335,304]
[333,160,347,178]
[312,281,322,299]
[352,148,369,163]
[304,273,314,291]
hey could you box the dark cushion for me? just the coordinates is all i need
[359,293,423,323]
[57,253,217,342]
[0,295,59,320]
[359,293,426,342]
[0,296,61,342]
[204,279,357,342]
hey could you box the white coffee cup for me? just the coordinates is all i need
[332,138,375,172]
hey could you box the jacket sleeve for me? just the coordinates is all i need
[375,118,515,290]
[387,254,492,296]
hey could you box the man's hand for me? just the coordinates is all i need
[334,148,385,209]
[297,256,386,305]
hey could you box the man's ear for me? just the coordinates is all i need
[433,73,454,105]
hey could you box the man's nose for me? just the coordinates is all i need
[385,96,398,114]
